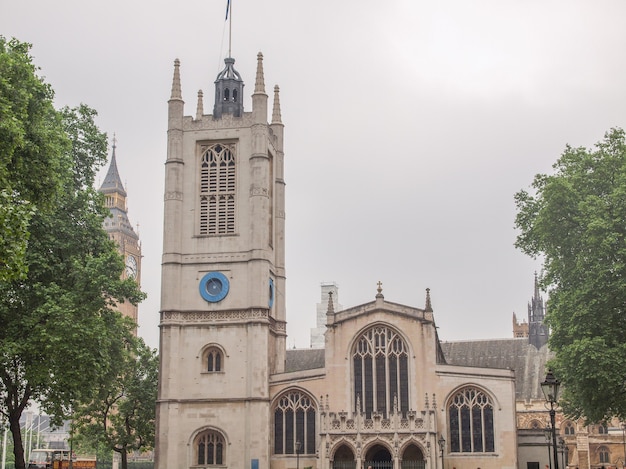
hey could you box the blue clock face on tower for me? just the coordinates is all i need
[199,272,230,302]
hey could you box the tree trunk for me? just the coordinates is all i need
[120,448,128,469]
[10,409,26,469]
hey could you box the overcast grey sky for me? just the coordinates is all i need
[2,1,625,350]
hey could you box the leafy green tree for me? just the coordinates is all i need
[0,36,69,281]
[72,339,158,469]
[514,128,626,422]
[0,95,145,469]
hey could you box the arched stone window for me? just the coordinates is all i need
[205,347,223,372]
[195,430,225,466]
[352,325,409,418]
[448,387,495,453]
[599,446,610,463]
[598,423,608,434]
[564,421,575,435]
[273,390,316,456]
[199,143,236,235]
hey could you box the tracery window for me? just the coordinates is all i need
[200,143,236,235]
[564,421,575,435]
[195,430,225,466]
[353,325,409,418]
[273,391,316,455]
[598,423,608,434]
[448,387,495,453]
[205,347,222,372]
[599,446,610,463]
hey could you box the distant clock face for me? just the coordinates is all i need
[199,272,230,303]
[125,255,137,279]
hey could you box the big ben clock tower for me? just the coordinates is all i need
[155,51,286,469]
[99,139,142,330]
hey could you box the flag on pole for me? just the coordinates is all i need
[225,0,230,20]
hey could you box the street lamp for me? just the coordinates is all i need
[295,440,301,469]
[544,427,553,469]
[541,370,561,469]
[558,438,567,469]
[438,434,446,469]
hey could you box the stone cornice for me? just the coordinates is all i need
[161,308,286,333]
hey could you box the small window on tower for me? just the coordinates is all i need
[204,346,224,373]
[224,88,230,101]
[233,89,238,102]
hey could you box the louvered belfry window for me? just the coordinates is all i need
[200,143,236,235]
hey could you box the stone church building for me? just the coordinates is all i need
[97,47,624,469]
[154,50,521,469]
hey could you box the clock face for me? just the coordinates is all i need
[199,272,230,303]
[125,255,137,279]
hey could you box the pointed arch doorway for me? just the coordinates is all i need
[364,444,393,469]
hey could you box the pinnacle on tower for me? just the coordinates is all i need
[425,288,433,312]
[271,85,282,125]
[196,89,204,120]
[170,59,182,101]
[254,52,266,94]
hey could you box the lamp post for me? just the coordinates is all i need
[541,370,561,469]
[295,440,301,469]
[544,427,553,469]
[558,438,567,469]
[438,435,446,469]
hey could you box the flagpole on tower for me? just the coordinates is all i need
[226,0,232,58]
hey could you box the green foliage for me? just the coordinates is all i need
[514,128,626,422]
[72,339,158,469]
[0,36,69,281]
[0,38,146,469]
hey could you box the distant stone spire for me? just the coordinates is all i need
[425,288,433,312]
[254,52,265,94]
[271,85,282,125]
[98,139,138,241]
[99,135,126,197]
[170,59,182,100]
[196,89,204,120]
[528,272,549,349]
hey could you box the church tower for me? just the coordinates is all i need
[99,140,141,330]
[528,272,549,349]
[155,52,286,469]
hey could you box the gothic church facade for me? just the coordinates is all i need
[155,51,519,469]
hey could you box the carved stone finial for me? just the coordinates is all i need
[327,291,335,315]
[376,281,384,299]
[425,288,433,312]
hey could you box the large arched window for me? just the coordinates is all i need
[199,143,236,235]
[195,430,225,466]
[273,391,316,455]
[448,387,495,453]
[353,325,409,418]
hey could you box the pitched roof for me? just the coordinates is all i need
[440,338,553,401]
